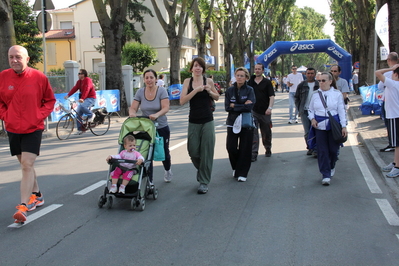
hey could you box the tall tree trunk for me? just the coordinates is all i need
[93,0,129,115]
[0,0,16,71]
[387,0,399,52]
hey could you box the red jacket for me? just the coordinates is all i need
[67,77,96,100]
[0,67,56,134]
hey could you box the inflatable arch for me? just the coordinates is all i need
[256,39,352,83]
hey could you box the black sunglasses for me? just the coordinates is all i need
[316,79,328,83]
[78,73,83,75]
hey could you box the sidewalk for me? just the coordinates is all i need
[348,94,399,193]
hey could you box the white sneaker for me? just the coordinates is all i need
[88,114,95,123]
[288,120,293,124]
[382,162,395,172]
[109,185,117,193]
[322,178,331,186]
[295,119,298,123]
[164,170,173,183]
[386,167,399,178]
[238,176,247,182]
[331,168,335,177]
[118,185,126,194]
[74,130,84,135]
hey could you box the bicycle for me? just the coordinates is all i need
[56,99,111,140]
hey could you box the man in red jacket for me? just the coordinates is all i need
[64,69,97,134]
[0,45,56,223]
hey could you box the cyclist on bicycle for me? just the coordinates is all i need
[64,69,96,134]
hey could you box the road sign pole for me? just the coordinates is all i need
[41,0,49,131]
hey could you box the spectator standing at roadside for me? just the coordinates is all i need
[157,74,165,87]
[248,63,275,161]
[376,63,399,178]
[295,68,319,155]
[352,71,359,95]
[378,52,399,152]
[286,65,303,124]
[0,45,56,223]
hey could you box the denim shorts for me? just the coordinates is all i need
[7,130,43,156]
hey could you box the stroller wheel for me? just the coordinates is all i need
[131,197,137,210]
[98,195,106,208]
[139,198,146,211]
[153,188,159,200]
[105,195,113,209]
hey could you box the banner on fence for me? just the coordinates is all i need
[51,90,120,122]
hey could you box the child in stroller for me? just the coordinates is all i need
[106,135,144,194]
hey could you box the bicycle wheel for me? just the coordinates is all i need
[90,115,110,136]
[56,114,74,140]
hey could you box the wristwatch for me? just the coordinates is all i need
[268,107,273,110]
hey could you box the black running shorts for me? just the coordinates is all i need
[7,130,43,156]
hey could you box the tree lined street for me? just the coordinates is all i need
[1,94,399,265]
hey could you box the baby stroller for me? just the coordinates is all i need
[98,117,159,211]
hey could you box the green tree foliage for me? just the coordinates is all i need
[12,0,42,67]
[287,6,330,73]
[122,42,159,72]
[95,0,153,53]
[329,0,376,85]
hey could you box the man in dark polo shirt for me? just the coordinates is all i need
[248,63,275,161]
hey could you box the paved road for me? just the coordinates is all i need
[1,93,399,265]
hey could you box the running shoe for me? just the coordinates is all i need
[27,193,44,211]
[13,204,28,223]
[109,184,117,193]
[382,162,395,172]
[118,185,126,194]
[322,178,331,186]
[380,145,395,152]
[386,167,399,178]
[197,183,208,194]
[164,170,173,183]
[238,176,247,182]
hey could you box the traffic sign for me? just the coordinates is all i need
[33,0,55,11]
[353,61,360,69]
[36,11,52,33]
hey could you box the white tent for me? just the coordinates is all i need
[297,65,307,72]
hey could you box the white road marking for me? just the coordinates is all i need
[169,140,187,151]
[8,204,63,228]
[376,198,399,226]
[347,122,382,194]
[74,180,107,195]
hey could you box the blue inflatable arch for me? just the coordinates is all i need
[256,39,352,83]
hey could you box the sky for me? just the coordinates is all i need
[29,0,335,38]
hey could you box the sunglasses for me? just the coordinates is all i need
[331,70,339,72]
[78,73,83,75]
[292,68,297,70]
[316,79,329,83]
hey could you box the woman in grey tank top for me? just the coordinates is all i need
[129,69,173,184]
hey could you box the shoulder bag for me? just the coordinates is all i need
[318,91,347,144]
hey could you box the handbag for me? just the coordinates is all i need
[318,91,347,144]
[153,131,165,161]
[241,112,255,129]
